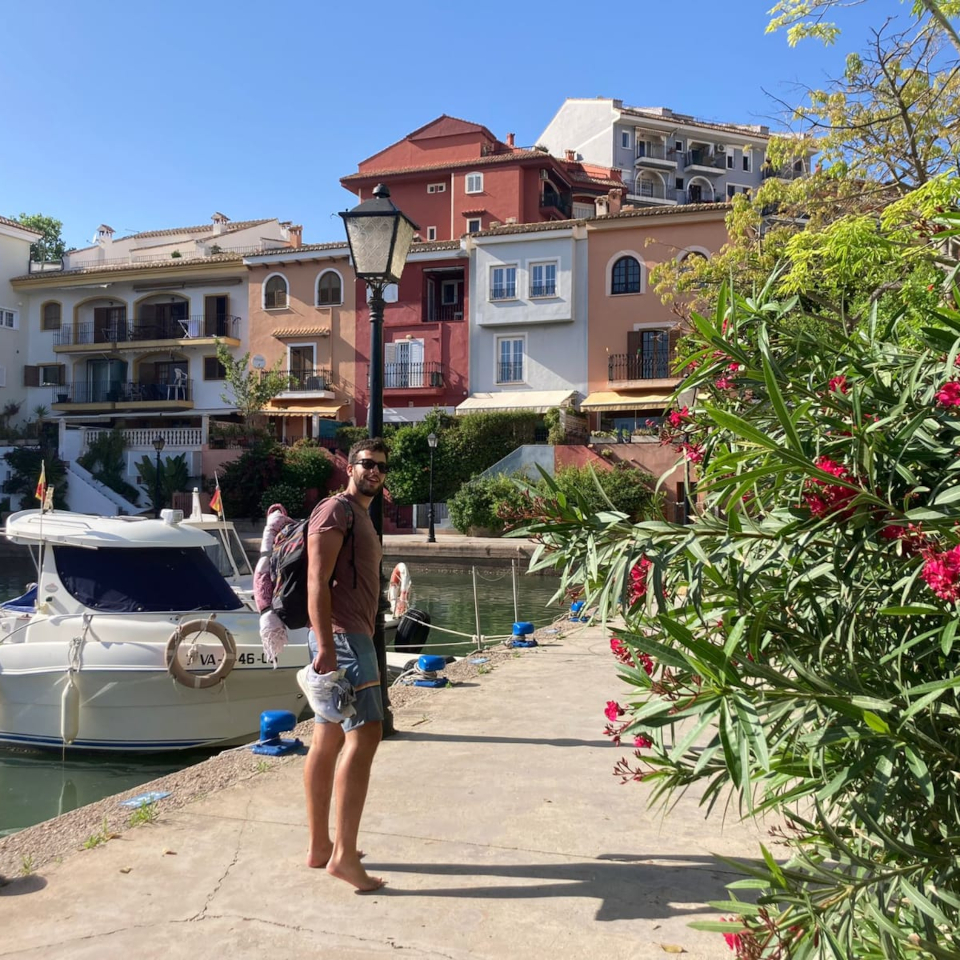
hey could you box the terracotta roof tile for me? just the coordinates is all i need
[271,326,330,337]
[0,215,42,236]
[10,251,246,283]
[341,150,548,181]
[118,218,273,241]
[622,106,771,141]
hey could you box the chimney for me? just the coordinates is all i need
[565,149,576,162]
[607,188,623,216]
[96,224,115,245]
[287,224,303,249]
[506,132,515,147]
[211,212,230,236]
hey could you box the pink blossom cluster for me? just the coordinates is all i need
[921,545,960,602]
[803,456,860,520]
[828,374,849,395]
[610,637,655,676]
[628,558,652,604]
[936,380,960,408]
[879,522,927,555]
[716,362,741,391]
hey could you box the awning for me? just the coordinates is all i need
[580,390,674,411]
[456,390,577,415]
[265,403,343,418]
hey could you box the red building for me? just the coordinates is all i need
[340,115,622,242]
[352,240,469,427]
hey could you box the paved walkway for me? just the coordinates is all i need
[0,622,766,959]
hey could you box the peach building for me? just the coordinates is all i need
[244,243,358,442]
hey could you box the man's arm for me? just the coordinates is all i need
[307,526,344,674]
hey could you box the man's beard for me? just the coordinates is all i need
[356,475,384,496]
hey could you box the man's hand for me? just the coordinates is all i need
[312,644,338,675]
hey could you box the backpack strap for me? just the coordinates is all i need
[332,494,357,589]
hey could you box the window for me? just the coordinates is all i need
[39,364,64,386]
[496,337,524,384]
[263,274,288,309]
[490,265,517,301]
[611,256,642,295]
[621,130,630,149]
[1,308,17,329]
[465,172,483,194]
[441,280,459,305]
[427,183,446,194]
[427,226,437,241]
[204,356,227,380]
[726,153,734,169]
[42,301,62,331]
[742,150,752,173]
[316,270,342,306]
[675,140,684,152]
[529,261,557,298]
[384,338,424,388]
[675,178,684,190]
[467,218,482,234]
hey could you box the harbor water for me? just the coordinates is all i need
[0,559,562,837]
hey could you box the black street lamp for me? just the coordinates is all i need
[426,432,438,543]
[152,436,165,518]
[341,183,418,738]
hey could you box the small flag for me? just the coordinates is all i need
[35,462,46,503]
[209,478,222,516]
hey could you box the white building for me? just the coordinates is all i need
[459,221,587,415]
[538,98,806,208]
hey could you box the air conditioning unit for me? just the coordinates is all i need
[539,169,549,180]
[715,144,726,153]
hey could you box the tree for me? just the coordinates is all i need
[215,342,289,429]
[14,213,66,262]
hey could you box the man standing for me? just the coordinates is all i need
[301,438,389,891]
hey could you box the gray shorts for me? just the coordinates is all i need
[307,630,384,732]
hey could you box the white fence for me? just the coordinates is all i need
[84,427,203,450]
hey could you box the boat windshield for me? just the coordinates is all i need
[54,546,244,612]
[205,529,253,580]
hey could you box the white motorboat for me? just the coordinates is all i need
[0,509,309,752]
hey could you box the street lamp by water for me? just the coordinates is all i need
[152,436,165,519]
[340,183,418,738]
[427,432,437,543]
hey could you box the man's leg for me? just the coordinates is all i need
[326,720,383,890]
[304,720,344,868]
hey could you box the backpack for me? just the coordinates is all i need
[268,495,355,629]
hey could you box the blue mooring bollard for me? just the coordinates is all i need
[508,621,538,648]
[251,709,303,756]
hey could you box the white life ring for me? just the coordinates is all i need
[165,616,237,690]
[388,562,412,618]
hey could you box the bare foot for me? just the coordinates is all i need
[327,853,385,892]
[307,846,364,869]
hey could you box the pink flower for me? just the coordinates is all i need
[628,558,651,604]
[681,442,704,464]
[828,375,848,394]
[633,734,652,748]
[715,375,735,390]
[880,522,927,555]
[604,700,625,721]
[638,652,655,676]
[921,545,960,602]
[803,456,859,520]
[666,406,690,428]
[936,380,960,407]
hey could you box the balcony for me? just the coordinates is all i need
[635,142,677,168]
[422,303,464,322]
[383,361,446,391]
[277,368,333,392]
[683,150,725,175]
[761,162,806,181]
[53,315,241,351]
[496,362,524,385]
[608,353,676,386]
[51,379,194,407]
[540,190,572,219]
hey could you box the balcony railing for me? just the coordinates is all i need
[496,362,524,384]
[684,150,724,170]
[540,191,572,218]
[52,380,194,404]
[530,282,557,298]
[635,142,675,162]
[491,284,516,301]
[383,361,445,390]
[761,163,806,181]
[278,368,332,391]
[84,427,202,448]
[631,180,668,200]
[422,303,464,322]
[53,315,241,346]
[608,353,674,381]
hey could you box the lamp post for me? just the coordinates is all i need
[341,183,418,738]
[152,436,165,518]
[426,432,437,543]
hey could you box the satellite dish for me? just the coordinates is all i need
[252,355,266,369]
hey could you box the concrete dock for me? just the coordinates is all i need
[0,619,766,959]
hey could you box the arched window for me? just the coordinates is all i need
[42,301,62,330]
[611,256,642,295]
[317,271,342,306]
[264,274,288,309]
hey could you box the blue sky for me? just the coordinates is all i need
[2,0,908,250]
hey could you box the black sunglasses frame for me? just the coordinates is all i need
[351,457,390,474]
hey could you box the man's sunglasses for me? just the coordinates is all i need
[351,458,390,474]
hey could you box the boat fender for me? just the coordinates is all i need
[388,562,412,618]
[165,617,237,690]
[60,674,80,744]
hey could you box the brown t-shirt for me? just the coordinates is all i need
[307,495,382,636]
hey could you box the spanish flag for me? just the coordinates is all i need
[35,462,46,503]
[209,476,222,516]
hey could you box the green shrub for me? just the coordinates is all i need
[79,429,140,504]
[260,482,307,518]
[2,447,68,509]
[218,441,284,518]
[281,444,333,491]
[447,474,528,534]
[334,426,368,454]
